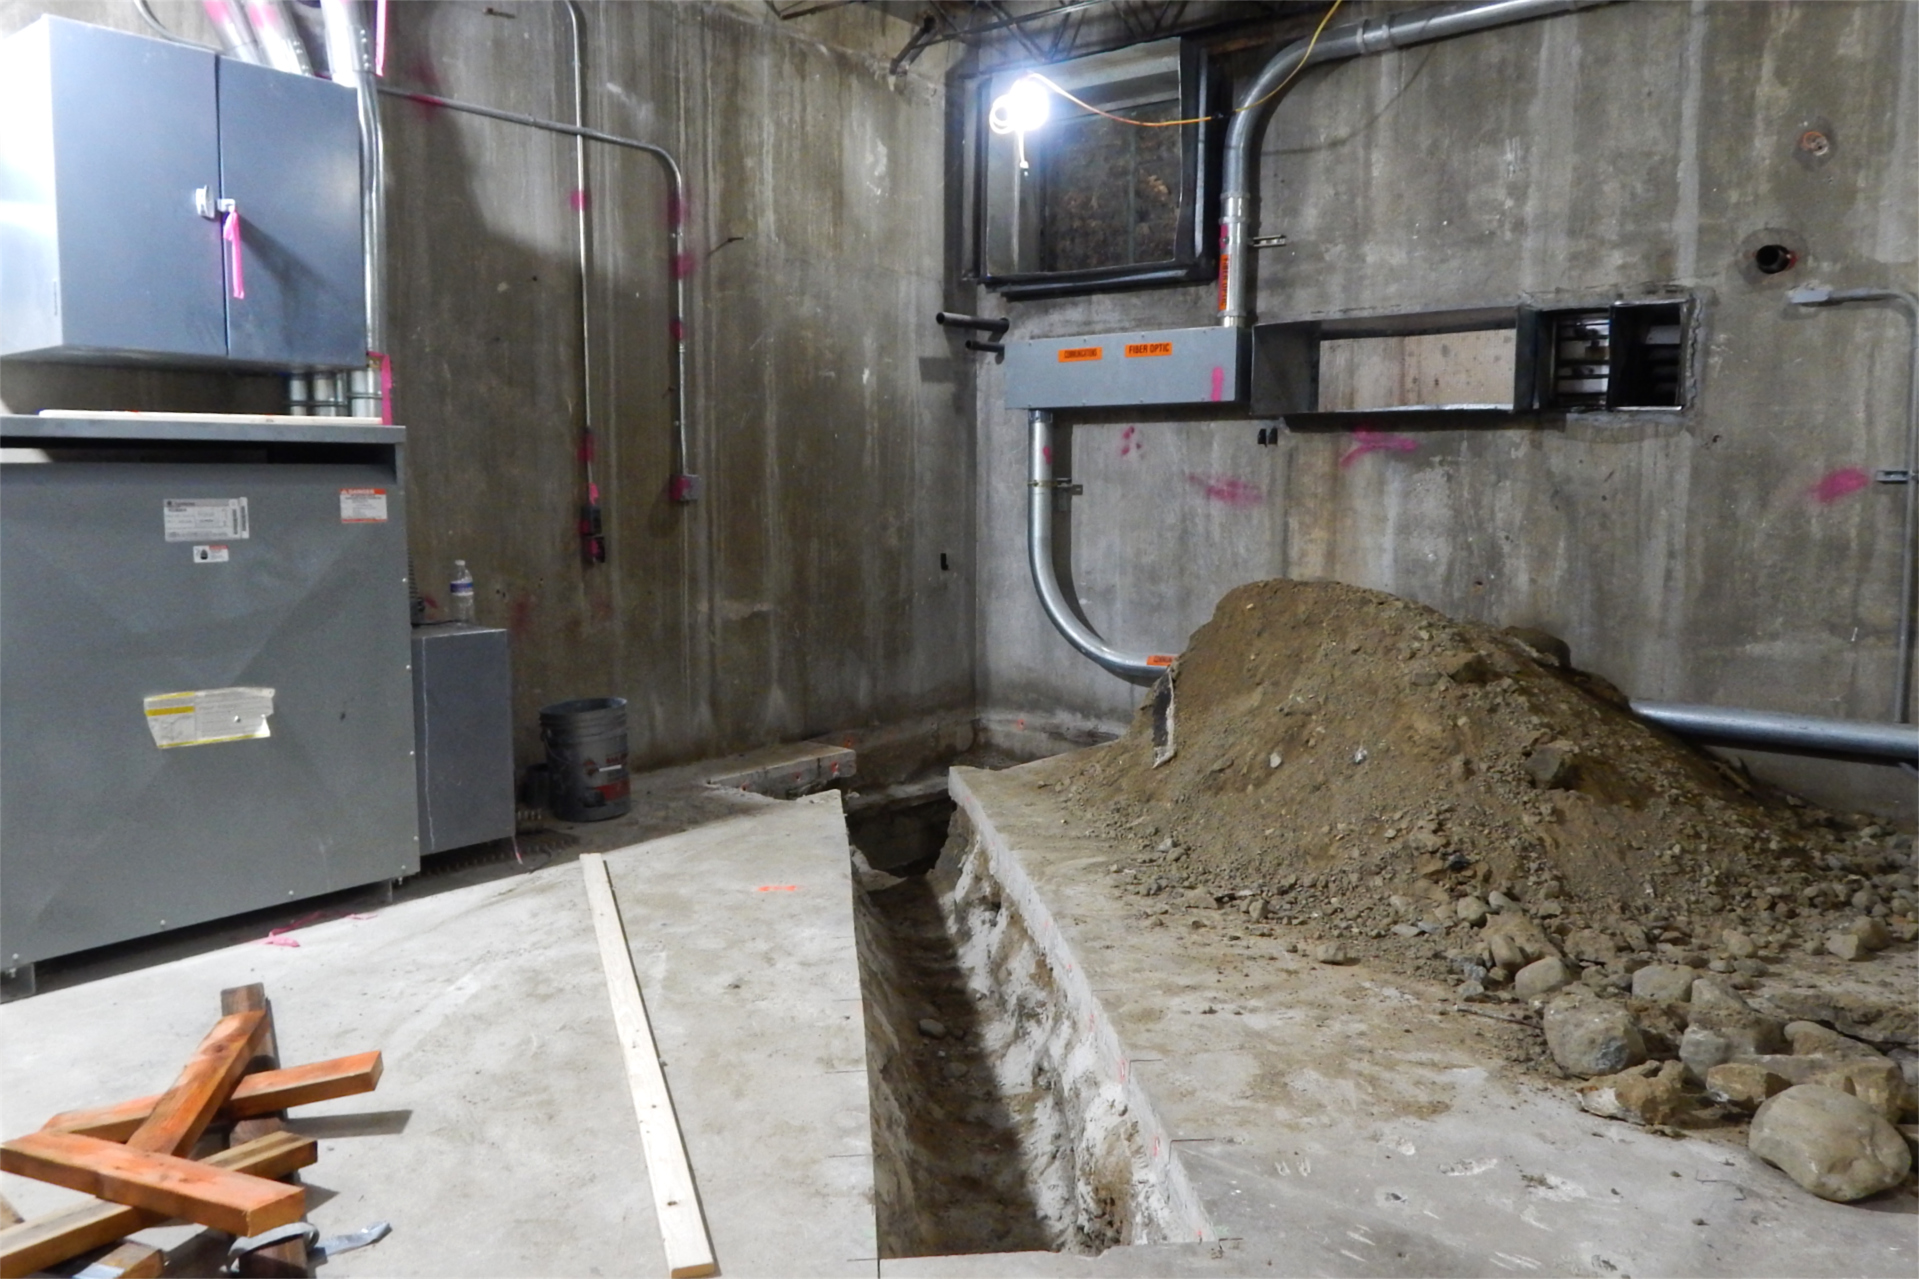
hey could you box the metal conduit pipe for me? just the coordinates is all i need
[1028,410,1164,682]
[1787,285,1919,725]
[564,2,595,466]
[1218,0,1611,327]
[376,86,695,500]
[1028,424,1919,757]
[319,0,387,419]
[1630,703,1919,764]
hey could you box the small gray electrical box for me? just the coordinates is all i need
[1003,325,1248,409]
[412,623,516,855]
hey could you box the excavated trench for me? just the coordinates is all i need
[847,796,1196,1260]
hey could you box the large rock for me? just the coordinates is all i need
[1680,1025,1735,1081]
[1810,1059,1913,1124]
[1514,955,1575,1000]
[1482,911,1557,973]
[1631,964,1695,1003]
[1578,1060,1690,1126]
[1544,995,1647,1078]
[1749,1085,1911,1201]
[1706,1062,1790,1111]
[1626,998,1688,1058]
[1566,928,1621,967]
[1688,977,1753,1013]
[1848,917,1892,951]
[1785,1021,1885,1061]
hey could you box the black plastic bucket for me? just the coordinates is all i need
[540,697,630,821]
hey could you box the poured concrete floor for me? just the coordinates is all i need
[0,792,873,1277]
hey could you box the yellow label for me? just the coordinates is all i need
[1058,346,1103,363]
[1125,342,1174,358]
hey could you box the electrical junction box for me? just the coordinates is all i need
[0,17,365,369]
[412,623,516,855]
[1003,325,1248,410]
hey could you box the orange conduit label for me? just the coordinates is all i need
[1146,654,1178,668]
[1058,346,1103,363]
[1217,254,1230,311]
[1125,342,1173,358]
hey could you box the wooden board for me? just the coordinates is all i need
[0,1130,304,1238]
[124,1010,266,1155]
[0,1130,315,1278]
[220,983,308,1279]
[580,853,718,1279]
[43,1052,384,1141]
[62,1240,164,1278]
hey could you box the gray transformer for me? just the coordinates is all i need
[0,414,419,972]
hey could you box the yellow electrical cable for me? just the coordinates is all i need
[1005,0,1343,130]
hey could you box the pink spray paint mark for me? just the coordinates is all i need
[1339,428,1421,468]
[1209,365,1225,402]
[401,59,446,117]
[569,188,591,212]
[374,0,388,76]
[1810,467,1870,504]
[673,250,697,279]
[1120,425,1137,457]
[1041,445,1053,465]
[1186,473,1265,508]
[669,317,685,341]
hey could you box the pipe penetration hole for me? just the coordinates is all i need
[1754,243,1797,275]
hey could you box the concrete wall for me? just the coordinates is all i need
[2,0,978,774]
[970,1,1918,819]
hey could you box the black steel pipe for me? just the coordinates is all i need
[936,311,1011,337]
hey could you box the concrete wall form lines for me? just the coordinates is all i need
[974,1,1917,820]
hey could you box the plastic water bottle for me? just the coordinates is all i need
[450,560,475,623]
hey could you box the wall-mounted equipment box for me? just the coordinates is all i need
[0,413,416,974]
[412,623,516,855]
[1,17,365,369]
[1004,325,1248,409]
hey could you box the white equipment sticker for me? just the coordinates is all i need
[193,544,230,563]
[340,487,388,523]
[143,687,276,749]
[164,498,249,542]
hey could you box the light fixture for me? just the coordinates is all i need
[988,74,1052,171]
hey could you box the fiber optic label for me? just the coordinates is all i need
[1058,346,1104,363]
[143,687,276,749]
[193,544,230,564]
[1126,342,1174,358]
[163,498,249,542]
[339,487,389,523]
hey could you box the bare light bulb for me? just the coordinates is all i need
[989,75,1052,137]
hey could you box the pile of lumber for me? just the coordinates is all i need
[0,984,381,1278]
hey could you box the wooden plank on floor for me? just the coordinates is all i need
[0,1130,315,1278]
[220,983,308,1279]
[580,853,718,1279]
[123,1010,267,1155]
[61,1239,164,1278]
[43,1053,384,1142]
[0,1131,303,1238]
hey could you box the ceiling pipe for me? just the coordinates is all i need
[1218,0,1613,328]
[1786,285,1919,725]
[375,85,695,502]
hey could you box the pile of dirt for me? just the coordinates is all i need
[1055,578,1917,995]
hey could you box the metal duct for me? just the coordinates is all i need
[1218,0,1611,327]
[240,0,310,74]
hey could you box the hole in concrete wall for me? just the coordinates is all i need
[1316,330,1517,411]
[853,800,1181,1260]
[1754,243,1798,275]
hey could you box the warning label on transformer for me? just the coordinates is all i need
[164,498,249,542]
[143,687,276,749]
[340,487,388,523]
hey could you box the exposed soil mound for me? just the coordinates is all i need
[1057,579,1914,987]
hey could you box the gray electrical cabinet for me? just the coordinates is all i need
[0,414,418,976]
[1003,325,1249,409]
[412,624,516,854]
[0,17,365,368]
